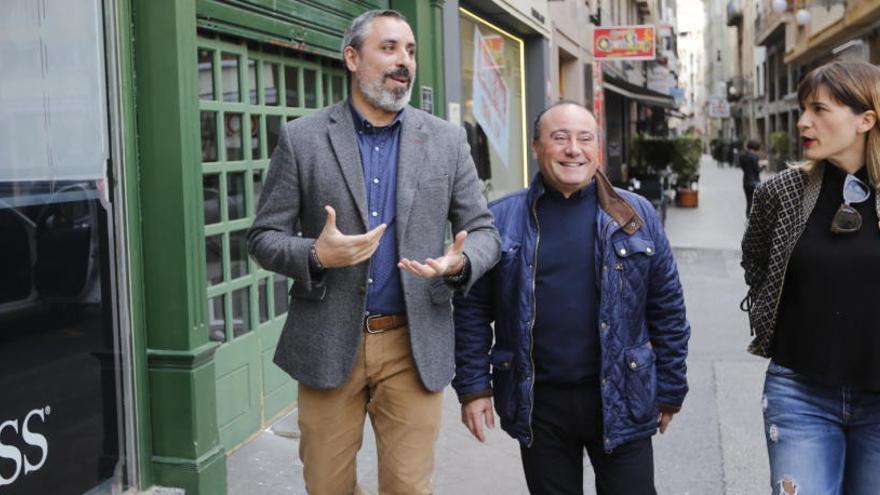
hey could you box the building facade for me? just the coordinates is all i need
[442,0,552,201]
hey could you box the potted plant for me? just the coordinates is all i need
[672,135,702,207]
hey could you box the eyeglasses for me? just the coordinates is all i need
[830,174,871,234]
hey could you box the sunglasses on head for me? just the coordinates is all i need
[831,174,871,234]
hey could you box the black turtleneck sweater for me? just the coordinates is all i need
[533,179,600,385]
[772,164,880,389]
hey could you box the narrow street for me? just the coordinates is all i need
[228,156,771,494]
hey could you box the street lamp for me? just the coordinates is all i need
[795,8,811,25]
[771,0,788,14]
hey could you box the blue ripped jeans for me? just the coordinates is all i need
[762,360,880,495]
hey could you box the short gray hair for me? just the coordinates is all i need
[341,10,408,58]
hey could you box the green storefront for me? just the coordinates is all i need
[1,1,445,494]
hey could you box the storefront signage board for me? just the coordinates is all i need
[593,25,656,61]
[707,96,731,118]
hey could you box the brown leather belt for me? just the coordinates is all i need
[364,313,408,334]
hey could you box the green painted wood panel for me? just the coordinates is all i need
[197,0,390,59]
[197,34,346,450]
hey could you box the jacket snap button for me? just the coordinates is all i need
[630,361,638,369]
[620,248,627,255]
[600,322,608,329]
[646,247,653,254]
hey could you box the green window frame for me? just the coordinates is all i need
[197,35,348,343]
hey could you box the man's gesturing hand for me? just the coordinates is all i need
[461,397,495,443]
[398,230,468,278]
[313,206,386,268]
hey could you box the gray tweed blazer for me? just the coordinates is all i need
[247,102,501,391]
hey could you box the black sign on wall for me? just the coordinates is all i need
[421,86,434,115]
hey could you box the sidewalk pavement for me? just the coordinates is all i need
[228,155,771,494]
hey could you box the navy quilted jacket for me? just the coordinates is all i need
[453,172,690,449]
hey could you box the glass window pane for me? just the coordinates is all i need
[285,66,300,107]
[323,73,331,105]
[221,52,240,102]
[273,274,289,317]
[266,115,282,157]
[258,278,269,323]
[304,69,317,108]
[227,172,246,219]
[248,59,257,104]
[200,111,218,163]
[250,115,262,159]
[203,173,220,225]
[264,63,279,106]
[253,169,264,206]
[229,229,249,279]
[232,287,251,338]
[208,294,226,342]
[198,48,215,100]
[205,234,223,286]
[332,75,344,104]
[224,113,244,161]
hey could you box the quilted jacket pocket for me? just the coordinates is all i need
[623,342,657,422]
[490,349,516,421]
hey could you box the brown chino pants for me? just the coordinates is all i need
[297,326,443,494]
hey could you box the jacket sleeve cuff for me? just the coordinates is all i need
[458,389,493,404]
[658,403,681,414]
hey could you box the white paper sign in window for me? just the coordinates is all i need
[0,0,109,182]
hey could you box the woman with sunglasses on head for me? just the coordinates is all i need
[741,61,880,495]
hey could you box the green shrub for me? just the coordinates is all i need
[672,135,702,187]
[630,134,674,177]
[770,131,790,157]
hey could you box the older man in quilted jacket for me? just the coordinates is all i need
[453,101,690,494]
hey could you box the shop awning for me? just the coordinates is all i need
[604,75,678,110]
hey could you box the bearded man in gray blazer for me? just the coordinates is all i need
[247,9,500,495]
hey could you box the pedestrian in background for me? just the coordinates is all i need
[453,101,690,494]
[741,61,880,495]
[740,139,762,215]
[247,10,500,494]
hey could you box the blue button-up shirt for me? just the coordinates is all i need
[349,101,405,314]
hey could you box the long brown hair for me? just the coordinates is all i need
[795,61,880,189]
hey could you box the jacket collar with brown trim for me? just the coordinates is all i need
[526,170,644,235]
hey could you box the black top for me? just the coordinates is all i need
[533,178,600,385]
[740,150,761,185]
[772,164,880,389]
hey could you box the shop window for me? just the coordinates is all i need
[209,294,227,342]
[247,59,258,104]
[304,68,318,108]
[231,287,251,337]
[285,66,301,107]
[206,234,224,285]
[227,172,246,220]
[264,63,279,106]
[229,229,249,279]
[250,115,262,159]
[459,9,528,201]
[257,278,269,323]
[197,36,345,341]
[225,113,244,161]
[221,52,241,102]
[203,173,221,224]
[199,48,216,100]
[200,111,218,162]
